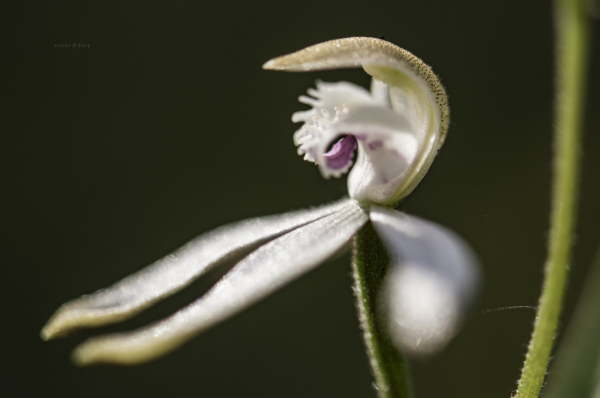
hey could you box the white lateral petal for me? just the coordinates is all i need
[71,201,369,365]
[369,206,480,356]
[41,198,354,340]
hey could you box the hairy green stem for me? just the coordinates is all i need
[514,1,589,397]
[352,222,412,398]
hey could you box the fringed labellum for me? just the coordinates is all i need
[264,37,449,206]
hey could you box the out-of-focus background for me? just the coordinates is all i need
[2,1,599,397]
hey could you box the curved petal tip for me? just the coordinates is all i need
[70,332,183,366]
[41,304,123,341]
[262,37,401,72]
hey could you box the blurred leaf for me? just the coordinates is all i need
[544,246,600,398]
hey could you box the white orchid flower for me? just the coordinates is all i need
[41,37,479,365]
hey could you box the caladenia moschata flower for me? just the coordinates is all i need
[41,38,480,368]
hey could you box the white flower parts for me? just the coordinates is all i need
[41,38,479,365]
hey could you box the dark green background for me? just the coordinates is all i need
[3,1,599,397]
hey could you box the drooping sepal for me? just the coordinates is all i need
[69,201,368,365]
[370,206,480,356]
[41,199,354,340]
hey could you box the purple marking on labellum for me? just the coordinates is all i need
[354,133,368,141]
[368,140,384,151]
[324,135,357,170]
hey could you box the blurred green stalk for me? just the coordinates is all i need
[514,0,590,397]
[352,222,412,398]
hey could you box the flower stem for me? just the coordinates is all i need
[352,221,412,398]
[514,1,590,397]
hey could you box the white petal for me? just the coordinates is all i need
[290,80,419,203]
[369,206,480,356]
[292,80,376,124]
[41,198,354,340]
[71,201,369,365]
[370,78,390,106]
[264,37,449,205]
